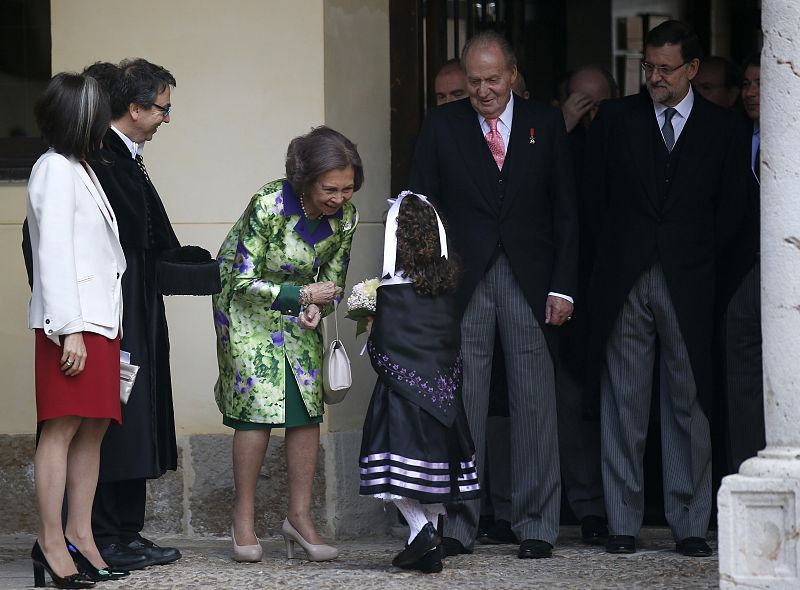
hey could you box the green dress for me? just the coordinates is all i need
[213,179,358,426]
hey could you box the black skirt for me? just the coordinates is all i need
[359,379,480,504]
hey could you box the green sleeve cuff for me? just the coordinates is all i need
[275,284,302,315]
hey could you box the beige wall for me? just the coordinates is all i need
[323,0,390,433]
[0,0,389,436]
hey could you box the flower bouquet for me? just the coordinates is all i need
[345,278,380,336]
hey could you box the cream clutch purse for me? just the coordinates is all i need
[120,351,140,404]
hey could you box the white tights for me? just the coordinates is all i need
[392,498,446,544]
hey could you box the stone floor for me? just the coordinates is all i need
[0,527,719,589]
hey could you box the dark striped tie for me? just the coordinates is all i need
[135,154,151,184]
[662,107,677,153]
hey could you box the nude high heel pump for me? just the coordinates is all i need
[281,518,339,561]
[231,525,262,562]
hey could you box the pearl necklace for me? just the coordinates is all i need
[300,194,323,220]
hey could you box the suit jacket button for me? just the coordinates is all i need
[45,319,50,324]
[47,329,53,334]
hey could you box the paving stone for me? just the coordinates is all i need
[0,527,719,589]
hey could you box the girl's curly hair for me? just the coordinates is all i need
[395,194,460,296]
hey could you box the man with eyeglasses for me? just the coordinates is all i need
[584,20,749,557]
[83,58,185,571]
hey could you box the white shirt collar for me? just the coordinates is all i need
[478,91,515,131]
[653,86,694,121]
[110,125,144,159]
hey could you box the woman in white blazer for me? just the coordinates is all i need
[27,73,128,589]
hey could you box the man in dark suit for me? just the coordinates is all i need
[557,65,618,544]
[585,21,748,557]
[716,54,763,473]
[84,59,183,570]
[411,30,578,559]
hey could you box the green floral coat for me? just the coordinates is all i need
[213,179,358,424]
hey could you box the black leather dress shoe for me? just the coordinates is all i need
[413,544,444,574]
[676,537,712,557]
[125,537,182,566]
[518,539,553,559]
[99,544,149,570]
[476,516,493,544]
[441,537,473,557]
[482,520,518,545]
[392,523,442,568]
[605,535,636,554]
[581,515,609,545]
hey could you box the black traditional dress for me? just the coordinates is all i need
[359,281,480,504]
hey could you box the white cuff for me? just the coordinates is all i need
[548,292,574,304]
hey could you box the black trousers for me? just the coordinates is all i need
[92,478,147,548]
[723,263,764,472]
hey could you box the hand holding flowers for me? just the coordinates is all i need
[345,278,379,336]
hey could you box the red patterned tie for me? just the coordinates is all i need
[485,117,505,170]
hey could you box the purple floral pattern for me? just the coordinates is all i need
[233,240,253,274]
[212,179,358,424]
[234,370,259,395]
[368,340,461,412]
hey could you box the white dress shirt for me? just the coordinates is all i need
[653,86,694,146]
[111,125,143,159]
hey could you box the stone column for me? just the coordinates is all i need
[718,2,800,588]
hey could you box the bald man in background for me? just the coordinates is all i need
[693,56,740,109]
[557,64,617,545]
[434,58,468,105]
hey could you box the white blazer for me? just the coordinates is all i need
[27,150,127,345]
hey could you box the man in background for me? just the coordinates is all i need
[716,53,764,474]
[693,56,740,109]
[434,58,468,105]
[558,64,617,545]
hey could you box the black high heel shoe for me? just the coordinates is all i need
[31,541,95,589]
[65,537,130,582]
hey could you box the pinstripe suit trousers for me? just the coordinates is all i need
[446,254,561,546]
[601,264,711,539]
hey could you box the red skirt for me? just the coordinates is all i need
[35,330,122,424]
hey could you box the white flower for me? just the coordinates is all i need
[346,278,379,312]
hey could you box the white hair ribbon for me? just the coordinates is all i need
[382,190,449,278]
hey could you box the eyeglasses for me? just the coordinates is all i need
[641,62,688,77]
[152,102,172,117]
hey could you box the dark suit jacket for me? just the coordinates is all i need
[716,117,760,311]
[585,90,749,414]
[409,97,578,337]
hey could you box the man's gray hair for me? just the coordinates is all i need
[460,30,517,71]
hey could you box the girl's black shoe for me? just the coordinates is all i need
[65,537,131,581]
[411,544,444,574]
[392,522,442,569]
[31,540,95,589]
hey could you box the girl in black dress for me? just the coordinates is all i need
[359,192,480,573]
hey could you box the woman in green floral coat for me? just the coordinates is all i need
[213,127,362,562]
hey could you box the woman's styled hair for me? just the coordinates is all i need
[285,126,364,196]
[34,72,111,159]
[395,194,460,296]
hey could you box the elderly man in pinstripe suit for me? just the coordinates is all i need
[410,31,578,559]
[585,21,748,557]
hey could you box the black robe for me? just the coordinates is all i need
[89,131,178,482]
